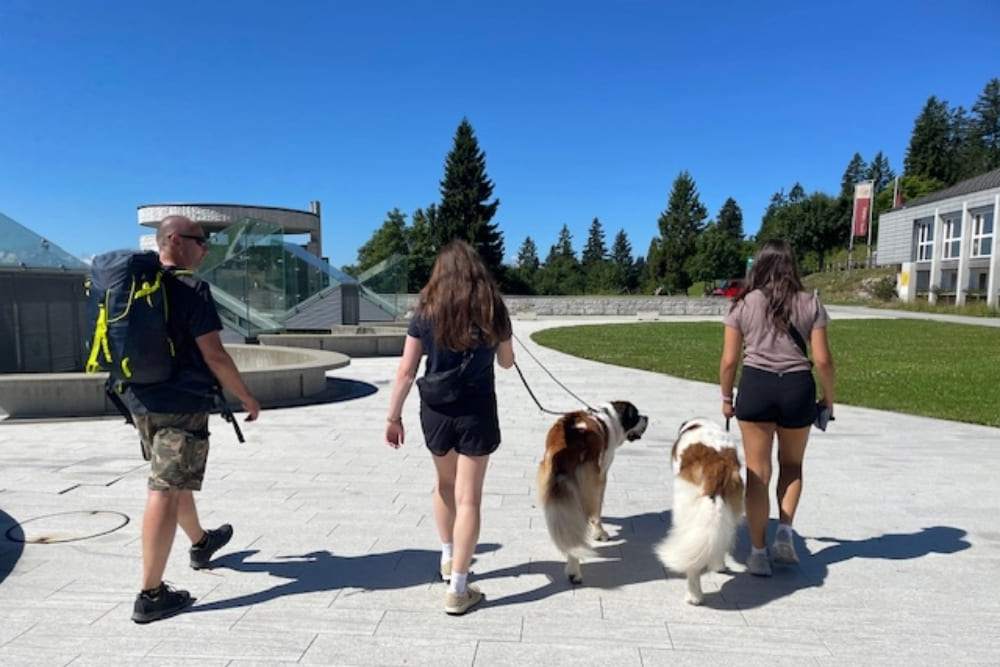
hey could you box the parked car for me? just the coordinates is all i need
[709,278,745,299]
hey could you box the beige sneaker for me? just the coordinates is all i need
[444,583,483,615]
[772,531,799,565]
[440,559,452,582]
[746,551,772,577]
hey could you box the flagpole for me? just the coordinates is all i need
[848,184,856,270]
[866,179,874,268]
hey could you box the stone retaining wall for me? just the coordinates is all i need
[392,295,729,317]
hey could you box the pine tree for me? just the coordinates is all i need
[655,171,707,294]
[610,229,638,293]
[904,96,954,183]
[436,118,504,273]
[970,78,1000,174]
[690,198,746,284]
[840,153,868,198]
[582,217,608,266]
[866,151,896,192]
[516,236,540,273]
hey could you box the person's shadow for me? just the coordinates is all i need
[719,522,971,609]
[189,543,501,612]
[474,510,674,609]
[0,510,25,586]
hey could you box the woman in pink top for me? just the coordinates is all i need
[719,239,835,577]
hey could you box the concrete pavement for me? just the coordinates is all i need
[1,311,998,665]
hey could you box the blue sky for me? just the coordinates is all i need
[2,1,998,269]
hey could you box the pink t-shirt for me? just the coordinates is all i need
[723,289,829,373]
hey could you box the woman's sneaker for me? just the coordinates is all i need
[131,583,193,624]
[746,551,772,577]
[190,524,233,570]
[444,583,483,615]
[772,530,799,564]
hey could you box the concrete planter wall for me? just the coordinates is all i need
[0,345,349,420]
[258,325,407,357]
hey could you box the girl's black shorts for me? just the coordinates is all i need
[419,399,500,457]
[735,366,816,428]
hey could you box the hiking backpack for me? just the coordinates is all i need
[85,250,181,386]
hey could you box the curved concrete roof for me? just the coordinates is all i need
[137,203,320,235]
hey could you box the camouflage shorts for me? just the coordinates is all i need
[134,412,211,491]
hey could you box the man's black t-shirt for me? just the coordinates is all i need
[125,270,223,415]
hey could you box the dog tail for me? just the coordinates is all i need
[539,449,595,559]
[659,465,743,574]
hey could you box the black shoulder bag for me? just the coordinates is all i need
[415,350,475,407]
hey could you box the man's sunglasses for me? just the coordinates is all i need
[175,233,209,247]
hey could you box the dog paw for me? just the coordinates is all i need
[684,592,703,606]
[591,527,610,541]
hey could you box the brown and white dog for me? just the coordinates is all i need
[538,401,648,584]
[658,418,744,605]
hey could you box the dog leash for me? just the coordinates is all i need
[512,332,596,415]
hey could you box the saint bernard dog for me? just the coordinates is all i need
[658,418,744,605]
[537,401,648,584]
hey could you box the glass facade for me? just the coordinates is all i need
[0,212,88,269]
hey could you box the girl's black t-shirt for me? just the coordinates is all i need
[408,314,500,405]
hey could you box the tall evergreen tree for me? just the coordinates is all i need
[970,78,1000,174]
[690,198,746,284]
[582,217,608,266]
[788,183,806,203]
[866,151,896,192]
[537,225,583,294]
[840,153,869,198]
[516,236,540,273]
[610,229,638,293]
[904,96,954,183]
[655,171,708,294]
[436,118,504,273]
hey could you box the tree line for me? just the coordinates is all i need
[344,78,1000,295]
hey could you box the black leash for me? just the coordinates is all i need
[512,332,596,415]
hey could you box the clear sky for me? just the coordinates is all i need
[1,0,998,269]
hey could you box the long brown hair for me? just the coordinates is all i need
[730,238,804,332]
[416,240,512,350]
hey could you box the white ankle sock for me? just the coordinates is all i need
[441,542,453,564]
[751,546,768,557]
[777,524,793,538]
[449,571,468,593]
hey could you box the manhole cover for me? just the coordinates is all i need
[6,510,130,544]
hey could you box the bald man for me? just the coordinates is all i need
[128,215,261,624]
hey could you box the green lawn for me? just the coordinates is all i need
[532,320,1000,427]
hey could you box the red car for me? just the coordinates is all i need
[710,278,745,299]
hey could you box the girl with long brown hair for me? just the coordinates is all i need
[384,240,514,614]
[719,238,835,576]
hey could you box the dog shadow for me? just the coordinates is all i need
[720,522,971,609]
[188,542,501,612]
[477,511,674,609]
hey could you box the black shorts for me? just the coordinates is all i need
[735,366,816,428]
[419,399,500,457]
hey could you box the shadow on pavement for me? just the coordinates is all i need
[478,510,674,609]
[190,542,501,612]
[0,510,25,585]
[721,523,971,609]
[257,377,378,411]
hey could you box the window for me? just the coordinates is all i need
[917,223,934,261]
[971,212,994,257]
[942,217,961,259]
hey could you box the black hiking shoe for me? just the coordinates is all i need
[189,523,233,570]
[131,583,193,624]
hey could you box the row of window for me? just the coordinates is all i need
[916,211,994,261]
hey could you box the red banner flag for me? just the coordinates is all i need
[893,177,904,208]
[852,182,873,237]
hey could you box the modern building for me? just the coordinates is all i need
[876,168,1000,307]
[0,211,90,373]
[136,202,405,340]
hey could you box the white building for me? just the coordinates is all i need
[876,168,1000,307]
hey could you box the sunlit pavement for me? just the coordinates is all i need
[1,309,997,665]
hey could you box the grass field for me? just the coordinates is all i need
[532,320,1000,427]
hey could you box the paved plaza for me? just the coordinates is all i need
[1,310,998,665]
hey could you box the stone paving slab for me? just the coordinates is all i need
[1,310,999,665]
